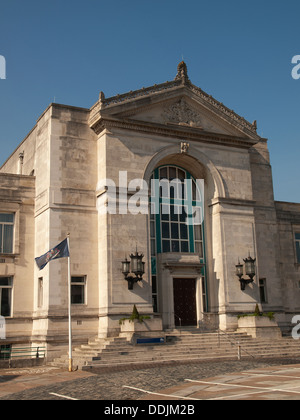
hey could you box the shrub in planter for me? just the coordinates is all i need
[237,305,280,339]
[119,305,150,325]
[237,304,275,321]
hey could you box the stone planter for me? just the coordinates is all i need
[237,316,282,339]
[119,317,163,340]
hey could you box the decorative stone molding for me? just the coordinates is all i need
[162,98,203,128]
[187,83,259,138]
[180,142,189,154]
[91,117,257,150]
[162,254,204,274]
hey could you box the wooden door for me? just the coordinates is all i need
[173,278,197,326]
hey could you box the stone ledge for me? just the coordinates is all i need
[119,318,163,341]
[237,316,282,339]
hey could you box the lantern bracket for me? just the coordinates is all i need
[235,255,256,291]
[121,251,145,290]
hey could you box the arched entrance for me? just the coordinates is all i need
[149,164,207,328]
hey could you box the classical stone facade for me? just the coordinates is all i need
[1,62,300,357]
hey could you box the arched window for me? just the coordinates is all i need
[150,165,204,255]
[149,166,206,312]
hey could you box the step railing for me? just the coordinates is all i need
[199,312,255,360]
[217,328,255,360]
[173,313,182,329]
[0,346,46,360]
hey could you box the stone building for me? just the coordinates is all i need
[0,62,300,357]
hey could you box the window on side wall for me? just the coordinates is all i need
[0,214,14,254]
[259,278,268,304]
[38,277,43,308]
[0,277,13,317]
[71,276,86,305]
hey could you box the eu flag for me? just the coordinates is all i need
[35,238,70,270]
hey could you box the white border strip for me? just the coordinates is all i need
[123,385,200,400]
[49,392,79,400]
[185,379,300,396]
[209,390,270,400]
[241,372,300,380]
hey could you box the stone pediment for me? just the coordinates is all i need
[89,62,260,142]
[118,96,244,137]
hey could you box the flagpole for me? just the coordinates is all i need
[67,233,72,372]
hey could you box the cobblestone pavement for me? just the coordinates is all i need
[1,358,300,400]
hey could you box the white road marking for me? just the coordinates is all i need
[49,392,79,400]
[123,385,200,400]
[241,372,300,380]
[185,379,300,396]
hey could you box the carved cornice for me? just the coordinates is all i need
[164,261,204,269]
[209,197,256,208]
[91,116,258,149]
[187,83,259,139]
[89,80,260,140]
[164,261,204,274]
[93,80,182,109]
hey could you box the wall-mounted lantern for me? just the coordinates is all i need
[122,250,145,290]
[235,255,256,291]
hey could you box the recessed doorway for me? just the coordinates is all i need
[173,278,197,326]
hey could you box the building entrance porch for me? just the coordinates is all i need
[157,253,206,330]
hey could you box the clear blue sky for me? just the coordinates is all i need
[0,0,299,202]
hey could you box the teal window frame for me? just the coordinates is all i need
[150,166,204,257]
[149,165,208,312]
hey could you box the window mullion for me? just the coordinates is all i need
[185,173,195,252]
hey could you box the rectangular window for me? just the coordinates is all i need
[295,233,300,263]
[0,277,13,317]
[194,224,204,258]
[0,214,14,254]
[71,276,86,305]
[38,277,43,308]
[152,275,158,313]
[259,278,268,303]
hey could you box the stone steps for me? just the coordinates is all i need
[92,341,298,358]
[74,342,299,358]
[50,331,300,371]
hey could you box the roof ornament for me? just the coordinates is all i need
[99,91,106,109]
[175,61,190,84]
